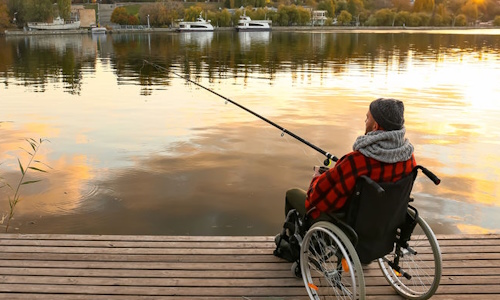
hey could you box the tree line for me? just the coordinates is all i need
[1,0,500,29]
[109,0,500,27]
[1,0,73,27]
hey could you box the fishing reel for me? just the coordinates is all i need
[324,158,332,167]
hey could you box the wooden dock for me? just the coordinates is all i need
[0,233,499,299]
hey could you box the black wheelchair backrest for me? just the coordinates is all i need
[346,170,417,264]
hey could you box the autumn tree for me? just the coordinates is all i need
[317,0,335,18]
[335,0,348,14]
[275,5,290,25]
[216,8,232,27]
[111,7,129,25]
[6,0,24,25]
[57,0,71,20]
[454,13,467,25]
[480,0,500,21]
[163,0,184,26]
[391,0,412,12]
[413,0,434,12]
[127,15,139,25]
[305,0,317,7]
[138,3,166,26]
[365,8,395,25]
[337,9,353,24]
[138,1,183,27]
[183,5,203,22]
[494,16,500,26]
[0,0,9,28]
[446,0,465,23]
[24,0,53,22]
[394,10,410,25]
[461,0,478,23]
[347,0,364,17]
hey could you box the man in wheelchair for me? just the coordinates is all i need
[274,99,442,300]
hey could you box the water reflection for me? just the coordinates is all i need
[239,31,271,49]
[179,32,214,48]
[0,31,499,235]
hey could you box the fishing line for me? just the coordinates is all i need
[143,59,338,166]
[282,132,325,167]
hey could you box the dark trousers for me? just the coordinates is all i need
[285,188,308,217]
[284,188,335,222]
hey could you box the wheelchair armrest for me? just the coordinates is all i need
[416,166,441,185]
[305,207,316,218]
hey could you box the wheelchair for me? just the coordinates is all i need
[274,165,442,300]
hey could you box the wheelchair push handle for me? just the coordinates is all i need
[416,166,441,185]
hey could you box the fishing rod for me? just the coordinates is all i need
[143,60,338,166]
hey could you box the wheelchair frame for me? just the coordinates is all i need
[294,166,442,300]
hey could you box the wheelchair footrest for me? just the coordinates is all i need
[387,260,412,280]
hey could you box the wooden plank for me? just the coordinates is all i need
[0,234,275,242]
[434,234,500,240]
[0,253,282,263]
[0,260,291,271]
[0,239,276,249]
[0,267,294,279]
[364,275,500,286]
[0,275,306,287]
[368,285,500,295]
[0,246,273,255]
[437,239,500,246]
[0,284,308,297]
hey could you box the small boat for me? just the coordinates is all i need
[236,14,272,32]
[91,2,107,34]
[177,13,214,32]
[28,16,80,30]
[91,25,107,34]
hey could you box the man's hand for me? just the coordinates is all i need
[313,165,329,178]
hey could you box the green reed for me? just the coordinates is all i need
[1,138,50,232]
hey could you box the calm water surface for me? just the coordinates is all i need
[1,30,499,235]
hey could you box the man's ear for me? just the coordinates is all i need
[374,121,383,131]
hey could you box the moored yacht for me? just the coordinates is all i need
[178,13,214,32]
[28,16,80,30]
[235,14,272,32]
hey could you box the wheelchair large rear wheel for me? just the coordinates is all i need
[300,221,366,299]
[378,209,442,300]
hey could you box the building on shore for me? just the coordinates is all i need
[72,6,97,28]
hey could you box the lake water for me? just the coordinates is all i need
[1,30,499,236]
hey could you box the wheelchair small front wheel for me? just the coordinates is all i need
[378,209,442,300]
[300,221,366,299]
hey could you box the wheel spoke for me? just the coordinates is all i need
[300,222,365,300]
[378,210,442,300]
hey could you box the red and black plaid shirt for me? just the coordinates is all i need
[306,150,416,218]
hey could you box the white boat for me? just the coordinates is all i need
[236,14,271,32]
[91,26,107,34]
[177,13,214,32]
[28,16,80,30]
[91,2,107,34]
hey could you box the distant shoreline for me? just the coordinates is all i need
[2,26,499,36]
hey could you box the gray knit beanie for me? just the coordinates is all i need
[369,98,405,131]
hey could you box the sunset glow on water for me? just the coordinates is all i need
[1,30,499,235]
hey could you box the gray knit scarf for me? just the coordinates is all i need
[352,128,414,163]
